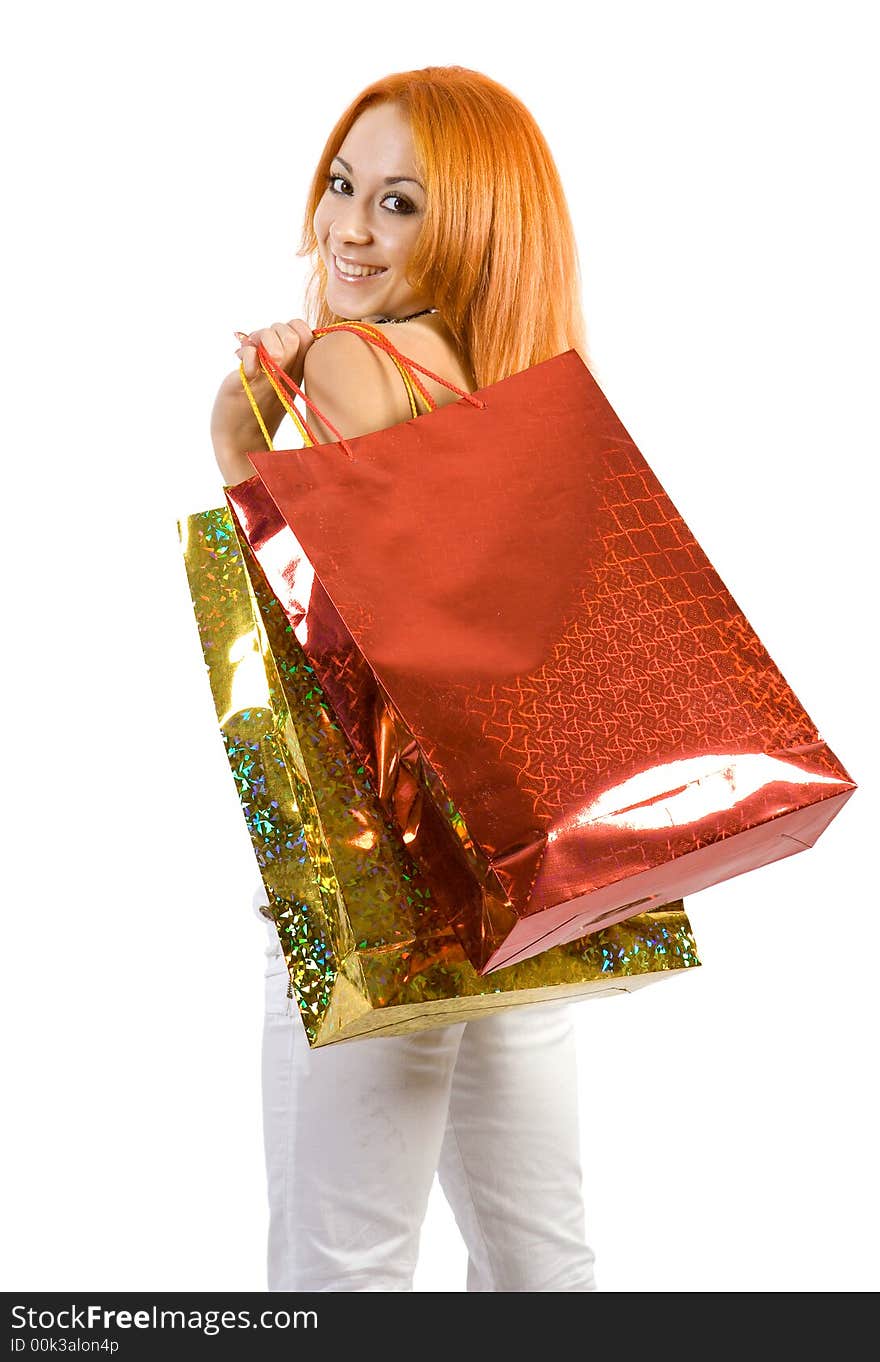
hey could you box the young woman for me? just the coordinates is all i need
[211,66,596,1293]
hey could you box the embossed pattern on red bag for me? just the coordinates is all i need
[462,448,813,809]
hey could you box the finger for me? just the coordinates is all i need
[242,343,260,381]
[243,330,263,357]
[277,322,302,359]
[269,323,300,366]
[257,325,286,362]
[248,332,275,377]
[288,319,315,349]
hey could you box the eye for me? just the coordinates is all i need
[381,192,415,215]
[324,173,417,216]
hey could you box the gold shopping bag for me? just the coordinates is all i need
[178,504,700,1046]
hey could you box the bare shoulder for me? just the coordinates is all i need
[302,315,476,445]
[379,314,477,404]
[302,328,414,444]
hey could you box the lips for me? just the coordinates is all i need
[331,253,389,282]
[335,254,384,269]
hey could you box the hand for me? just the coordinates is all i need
[211,319,316,483]
[233,318,315,386]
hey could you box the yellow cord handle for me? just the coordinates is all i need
[236,320,428,453]
[238,359,313,451]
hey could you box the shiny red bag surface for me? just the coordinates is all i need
[226,322,856,974]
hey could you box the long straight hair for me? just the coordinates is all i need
[298,65,591,389]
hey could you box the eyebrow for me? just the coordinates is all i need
[331,155,424,190]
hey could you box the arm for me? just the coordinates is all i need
[212,435,261,491]
[211,369,285,488]
[210,320,315,486]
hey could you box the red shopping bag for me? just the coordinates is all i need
[225,322,856,974]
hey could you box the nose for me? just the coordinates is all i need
[331,227,372,254]
[330,208,372,251]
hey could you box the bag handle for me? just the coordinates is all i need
[236,319,486,460]
[317,320,433,421]
[314,321,484,413]
[237,322,426,453]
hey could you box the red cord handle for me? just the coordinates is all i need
[312,321,486,413]
[249,342,353,456]
[250,320,486,459]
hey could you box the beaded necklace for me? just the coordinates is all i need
[358,307,437,325]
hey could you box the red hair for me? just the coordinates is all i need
[297,65,591,389]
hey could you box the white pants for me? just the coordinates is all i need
[261,919,598,1292]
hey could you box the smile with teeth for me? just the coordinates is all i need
[332,254,388,281]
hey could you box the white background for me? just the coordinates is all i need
[2,0,877,1293]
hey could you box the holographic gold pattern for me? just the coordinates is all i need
[178,506,700,1046]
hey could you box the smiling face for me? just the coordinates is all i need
[313,101,434,323]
